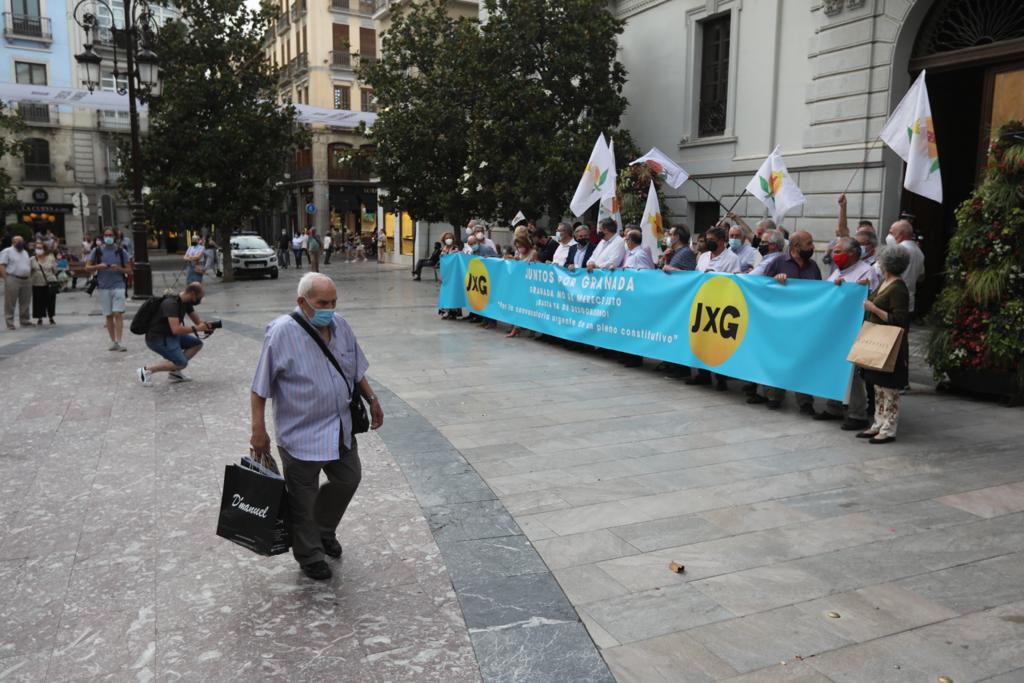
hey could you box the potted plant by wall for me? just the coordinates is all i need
[927,119,1024,404]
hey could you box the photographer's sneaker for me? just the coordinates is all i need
[168,370,191,383]
[137,367,153,386]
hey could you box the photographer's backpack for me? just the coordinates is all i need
[130,294,171,335]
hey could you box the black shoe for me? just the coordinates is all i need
[623,357,643,368]
[799,403,817,416]
[856,430,877,439]
[869,435,896,445]
[813,411,842,421]
[301,560,332,580]
[840,418,870,431]
[685,374,712,386]
[766,399,782,409]
[747,394,769,405]
[741,383,757,395]
[322,536,342,559]
[715,378,728,392]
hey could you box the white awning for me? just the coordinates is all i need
[0,82,377,129]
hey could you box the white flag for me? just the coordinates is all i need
[630,148,690,189]
[596,138,622,230]
[880,70,942,203]
[570,133,615,217]
[639,180,664,260]
[510,210,526,227]
[744,146,805,225]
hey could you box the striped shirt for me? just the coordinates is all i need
[251,308,369,460]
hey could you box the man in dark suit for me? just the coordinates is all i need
[564,224,596,271]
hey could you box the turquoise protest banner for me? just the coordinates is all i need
[439,253,867,401]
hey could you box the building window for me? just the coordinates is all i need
[23,138,51,181]
[13,0,41,16]
[101,194,115,229]
[15,61,47,85]
[106,141,123,181]
[334,85,351,110]
[698,13,730,137]
[360,88,376,113]
[359,27,376,63]
[100,69,130,129]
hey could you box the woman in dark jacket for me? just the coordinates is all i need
[858,245,911,444]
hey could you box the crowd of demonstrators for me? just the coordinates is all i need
[427,193,924,444]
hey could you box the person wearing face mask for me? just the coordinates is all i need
[855,229,878,267]
[137,282,212,386]
[551,221,577,267]
[662,224,697,273]
[30,241,59,326]
[695,227,741,274]
[278,229,292,269]
[565,224,596,271]
[86,229,132,351]
[750,229,786,276]
[586,218,626,272]
[436,233,462,319]
[885,219,925,314]
[1,235,34,330]
[727,225,760,273]
[249,273,383,581]
[827,236,880,290]
[184,235,207,283]
[534,228,558,264]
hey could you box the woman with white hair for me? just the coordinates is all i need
[858,245,912,444]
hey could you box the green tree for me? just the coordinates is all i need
[360,0,629,225]
[138,0,305,280]
[0,104,27,209]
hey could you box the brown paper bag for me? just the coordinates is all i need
[847,321,904,373]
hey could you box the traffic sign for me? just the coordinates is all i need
[305,203,317,215]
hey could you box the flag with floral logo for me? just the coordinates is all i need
[570,133,615,217]
[639,180,664,260]
[880,70,942,203]
[596,138,622,230]
[630,148,690,189]
[745,146,805,225]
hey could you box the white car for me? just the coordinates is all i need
[216,234,279,279]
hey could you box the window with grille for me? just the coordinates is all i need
[23,138,50,181]
[698,13,730,137]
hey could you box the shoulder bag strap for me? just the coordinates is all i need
[289,312,353,394]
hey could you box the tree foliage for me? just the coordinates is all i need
[360,0,628,226]
[0,104,27,208]
[138,0,305,279]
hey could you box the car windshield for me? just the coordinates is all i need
[231,236,270,251]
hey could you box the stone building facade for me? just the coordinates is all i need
[613,0,1024,311]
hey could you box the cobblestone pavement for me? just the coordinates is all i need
[2,259,1024,682]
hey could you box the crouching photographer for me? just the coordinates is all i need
[137,282,214,386]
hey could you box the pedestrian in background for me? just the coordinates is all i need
[1,235,33,330]
[250,273,384,581]
[307,228,323,272]
[278,230,291,269]
[30,241,58,326]
[323,230,334,265]
[291,232,304,267]
[86,228,132,351]
[184,235,206,284]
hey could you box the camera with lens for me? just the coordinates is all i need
[199,319,223,338]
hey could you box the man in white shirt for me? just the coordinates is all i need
[551,221,576,267]
[622,228,654,270]
[0,236,33,329]
[887,220,925,313]
[696,227,742,273]
[827,236,880,291]
[587,219,626,272]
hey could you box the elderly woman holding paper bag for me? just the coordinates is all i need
[857,245,911,444]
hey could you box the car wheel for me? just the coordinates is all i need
[270,268,279,280]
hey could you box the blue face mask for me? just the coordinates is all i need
[859,245,868,258]
[728,238,742,251]
[104,236,115,245]
[471,243,480,252]
[307,307,334,327]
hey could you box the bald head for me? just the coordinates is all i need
[889,220,914,242]
[297,272,336,301]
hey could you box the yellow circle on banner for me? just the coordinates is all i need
[464,258,491,312]
[688,276,748,366]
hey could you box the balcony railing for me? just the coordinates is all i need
[288,166,313,181]
[355,54,377,68]
[3,12,52,41]
[24,163,53,182]
[18,103,51,125]
[330,0,375,13]
[275,12,289,34]
[330,50,352,69]
[328,165,371,182]
[290,0,305,21]
[98,111,131,131]
[290,53,308,77]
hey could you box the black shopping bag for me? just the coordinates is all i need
[216,464,291,556]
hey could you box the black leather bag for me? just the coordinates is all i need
[289,312,370,437]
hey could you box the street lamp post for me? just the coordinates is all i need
[73,0,162,298]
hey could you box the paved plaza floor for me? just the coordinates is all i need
[1,257,1023,682]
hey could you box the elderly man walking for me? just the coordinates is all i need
[1,235,33,330]
[250,273,384,581]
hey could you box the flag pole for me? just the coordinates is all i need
[689,178,730,214]
[842,135,884,194]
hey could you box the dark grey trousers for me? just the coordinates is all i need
[279,439,362,567]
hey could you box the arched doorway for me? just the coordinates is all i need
[885,0,1024,314]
